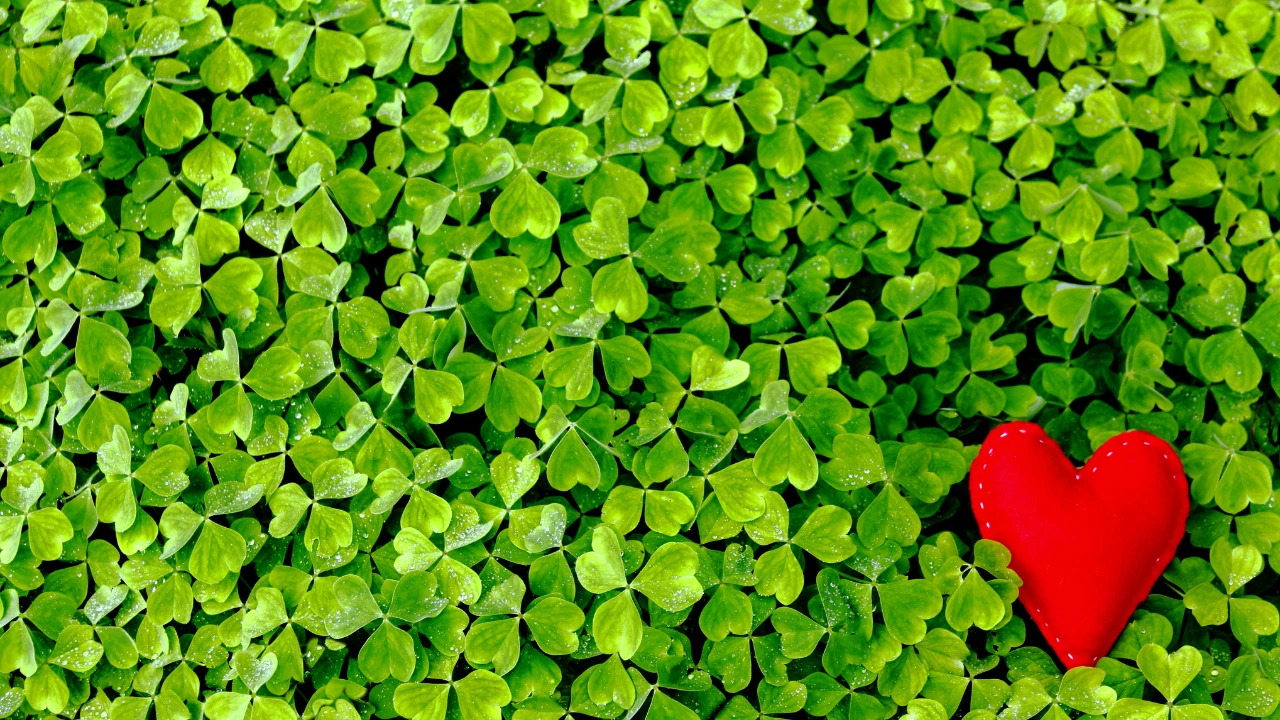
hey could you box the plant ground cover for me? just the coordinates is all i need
[1,0,1280,719]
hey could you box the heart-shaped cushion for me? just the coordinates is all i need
[970,422,1188,668]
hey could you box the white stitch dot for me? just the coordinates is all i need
[979,502,985,509]
[1106,451,1113,457]
[985,522,991,529]
[1019,428,1026,434]
[988,448,995,455]
[1000,432,1008,438]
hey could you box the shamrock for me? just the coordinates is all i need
[574,526,702,658]
[572,197,649,322]
[410,0,514,67]
[464,558,585,673]
[321,574,443,682]
[267,457,368,559]
[286,163,382,254]
[697,79,783,155]
[543,310,651,401]
[698,544,758,643]
[752,67,857,177]
[987,83,1076,175]
[570,60,671,138]
[451,65,564,139]
[740,380,854,489]
[748,497,856,605]
[0,448,72,564]
[0,105,82,207]
[600,469,696,536]
[105,60,204,150]
[822,433,965,547]
[268,0,368,83]
[932,314,1029,419]
[373,90,452,171]
[937,538,1021,633]
[736,333,842,395]
[1115,0,1214,75]
[151,238,264,335]
[689,0,816,79]
[671,261,777,341]
[866,273,963,375]
[1109,644,1227,720]
[91,423,189,534]
[386,311,473,426]
[204,651,304,720]
[157,478,266,585]
[424,209,535,313]
[280,248,392,360]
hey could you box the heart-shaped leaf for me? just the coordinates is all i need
[573,197,630,259]
[527,127,599,178]
[231,651,278,693]
[575,526,627,593]
[454,141,515,191]
[491,170,561,239]
[691,345,750,391]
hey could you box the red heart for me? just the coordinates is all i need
[970,422,1188,669]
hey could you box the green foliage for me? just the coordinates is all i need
[0,0,1278,718]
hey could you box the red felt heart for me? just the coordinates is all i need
[970,422,1188,669]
